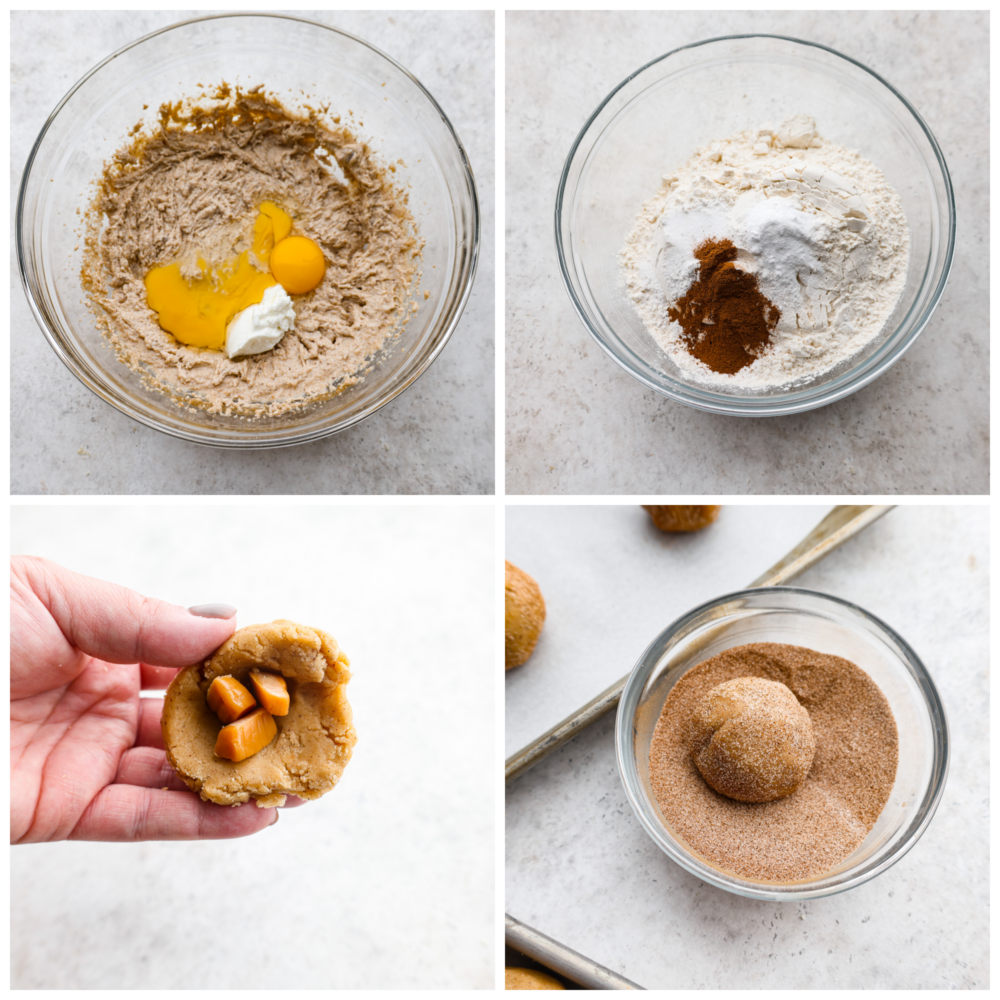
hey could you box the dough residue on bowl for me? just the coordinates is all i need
[81,84,421,417]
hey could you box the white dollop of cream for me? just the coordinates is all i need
[225,284,296,359]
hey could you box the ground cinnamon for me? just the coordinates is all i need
[668,238,780,375]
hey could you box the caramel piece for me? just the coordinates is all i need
[206,675,256,724]
[249,668,290,716]
[215,708,278,762]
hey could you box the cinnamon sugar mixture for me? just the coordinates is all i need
[648,642,898,882]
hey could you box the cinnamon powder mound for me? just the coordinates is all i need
[648,642,898,882]
[667,238,780,375]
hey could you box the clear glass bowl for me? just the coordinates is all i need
[556,35,955,416]
[17,13,479,447]
[616,587,948,900]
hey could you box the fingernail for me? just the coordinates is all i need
[269,811,280,826]
[188,603,237,619]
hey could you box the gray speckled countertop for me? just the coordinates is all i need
[12,10,494,495]
[505,505,988,988]
[505,12,988,494]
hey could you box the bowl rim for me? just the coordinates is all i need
[615,584,950,901]
[16,11,481,449]
[555,33,956,417]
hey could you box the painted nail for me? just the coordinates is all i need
[188,603,237,619]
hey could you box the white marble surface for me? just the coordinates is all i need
[505,12,988,495]
[505,505,834,756]
[11,11,495,495]
[11,505,493,989]
[506,505,988,988]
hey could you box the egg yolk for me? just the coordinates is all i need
[144,201,293,350]
[269,236,326,295]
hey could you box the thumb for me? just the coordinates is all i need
[12,556,237,676]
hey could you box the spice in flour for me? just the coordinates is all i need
[621,114,910,390]
[648,642,898,882]
[668,238,780,374]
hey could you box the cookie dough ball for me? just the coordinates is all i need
[505,561,545,670]
[505,968,565,990]
[162,620,356,807]
[643,505,722,532]
[689,676,815,803]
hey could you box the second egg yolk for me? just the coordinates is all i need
[270,236,326,295]
[144,202,294,351]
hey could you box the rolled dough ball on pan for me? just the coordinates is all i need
[643,505,722,532]
[505,967,565,990]
[505,561,545,670]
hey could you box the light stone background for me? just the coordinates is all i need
[506,12,988,495]
[11,10,495,495]
[506,505,988,988]
[11,505,493,989]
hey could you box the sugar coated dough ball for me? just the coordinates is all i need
[643,505,722,532]
[505,561,546,670]
[505,967,565,990]
[689,676,815,803]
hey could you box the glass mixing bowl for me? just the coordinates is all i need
[17,13,479,447]
[556,35,954,416]
[616,587,948,900]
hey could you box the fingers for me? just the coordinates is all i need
[140,664,179,690]
[69,782,278,841]
[119,745,310,813]
[116,746,188,790]
[135,699,167,749]
[13,556,237,668]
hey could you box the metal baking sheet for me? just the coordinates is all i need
[505,504,833,756]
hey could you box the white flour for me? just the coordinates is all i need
[620,115,910,390]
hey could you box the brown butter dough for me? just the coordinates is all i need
[81,87,419,418]
[162,620,356,807]
[643,505,722,532]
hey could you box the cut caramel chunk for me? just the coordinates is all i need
[206,675,256,724]
[215,707,278,762]
[249,668,290,716]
